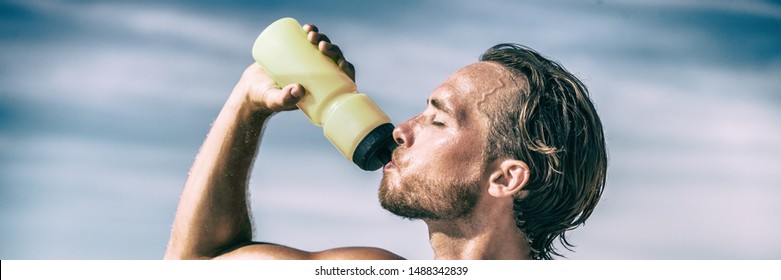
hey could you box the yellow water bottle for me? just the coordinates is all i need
[252,17,396,171]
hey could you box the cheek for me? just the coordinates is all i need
[448,144,485,176]
[415,134,484,175]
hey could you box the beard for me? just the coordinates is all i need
[378,167,481,220]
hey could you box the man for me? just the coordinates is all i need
[165,23,607,260]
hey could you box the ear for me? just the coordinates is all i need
[487,159,530,198]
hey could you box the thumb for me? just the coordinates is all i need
[257,83,305,112]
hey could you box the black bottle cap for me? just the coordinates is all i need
[352,123,397,171]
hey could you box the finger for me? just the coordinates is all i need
[260,84,305,112]
[303,23,318,33]
[307,31,330,45]
[318,41,344,63]
[300,25,355,82]
[279,84,305,109]
[338,58,356,82]
[287,83,305,99]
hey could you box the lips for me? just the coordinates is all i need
[384,155,396,171]
[383,160,394,171]
[384,150,400,171]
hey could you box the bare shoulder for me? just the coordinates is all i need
[314,246,406,260]
[214,242,405,260]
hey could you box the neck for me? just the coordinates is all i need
[424,199,531,260]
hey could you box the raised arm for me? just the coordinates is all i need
[163,61,303,259]
[164,24,401,260]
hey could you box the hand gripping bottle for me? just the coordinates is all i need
[252,17,396,171]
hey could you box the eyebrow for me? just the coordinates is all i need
[428,98,453,116]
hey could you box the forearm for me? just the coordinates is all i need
[164,23,352,259]
[165,85,272,259]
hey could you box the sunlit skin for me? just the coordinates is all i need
[381,62,533,259]
[166,24,533,260]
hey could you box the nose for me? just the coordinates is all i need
[393,118,415,147]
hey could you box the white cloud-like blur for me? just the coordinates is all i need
[1,0,779,259]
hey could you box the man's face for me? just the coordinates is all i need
[379,62,515,220]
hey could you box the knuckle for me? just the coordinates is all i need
[318,34,331,43]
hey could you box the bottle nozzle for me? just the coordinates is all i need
[352,123,396,171]
[376,144,395,166]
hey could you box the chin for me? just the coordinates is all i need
[381,162,403,182]
[378,172,406,204]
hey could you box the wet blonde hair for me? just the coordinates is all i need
[479,44,607,260]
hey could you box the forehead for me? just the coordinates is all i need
[449,61,510,88]
[431,62,517,118]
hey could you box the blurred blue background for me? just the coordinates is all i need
[1,0,780,259]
